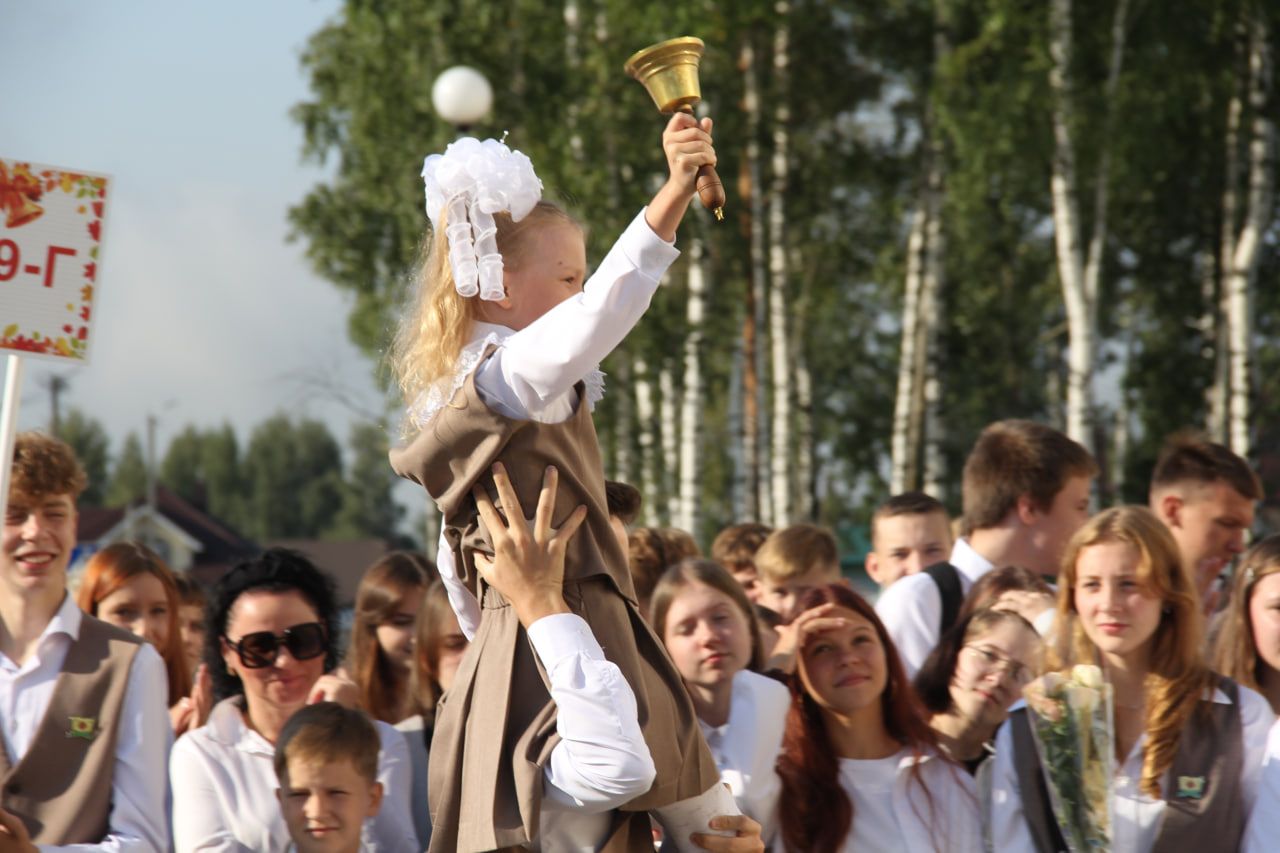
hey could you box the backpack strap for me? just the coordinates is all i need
[924,561,963,636]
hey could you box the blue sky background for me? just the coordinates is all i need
[3,2,403,481]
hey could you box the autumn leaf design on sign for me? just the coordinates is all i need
[66,716,97,740]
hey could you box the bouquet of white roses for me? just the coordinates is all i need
[1022,664,1114,852]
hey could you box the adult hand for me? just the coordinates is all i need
[689,814,764,852]
[0,808,36,853]
[171,664,214,736]
[473,463,587,629]
[308,672,360,708]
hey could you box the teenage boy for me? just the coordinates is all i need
[0,432,168,849]
[275,703,384,853]
[864,492,954,591]
[710,523,773,603]
[754,524,843,624]
[876,420,1096,677]
[1149,433,1262,608]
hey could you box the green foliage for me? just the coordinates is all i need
[106,432,148,507]
[328,421,409,544]
[239,414,345,540]
[56,408,110,507]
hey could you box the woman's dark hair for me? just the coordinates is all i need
[958,565,1052,621]
[206,548,341,701]
[914,607,1039,715]
[776,583,940,852]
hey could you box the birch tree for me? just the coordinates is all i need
[768,0,793,527]
[890,203,926,494]
[633,358,660,527]
[677,240,707,533]
[1047,0,1130,456]
[1228,12,1275,457]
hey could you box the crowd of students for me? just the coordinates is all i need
[5,417,1280,851]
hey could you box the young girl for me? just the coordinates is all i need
[651,559,790,845]
[914,608,1043,775]
[388,114,728,850]
[78,541,210,734]
[1214,535,1280,713]
[989,506,1274,853]
[397,580,471,848]
[777,583,981,852]
[347,551,432,723]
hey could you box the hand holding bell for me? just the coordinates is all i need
[626,37,726,221]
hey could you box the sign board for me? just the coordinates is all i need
[0,157,110,364]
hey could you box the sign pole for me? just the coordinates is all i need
[0,353,26,522]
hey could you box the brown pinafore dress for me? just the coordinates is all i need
[390,354,719,852]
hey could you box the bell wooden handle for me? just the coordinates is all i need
[677,105,725,221]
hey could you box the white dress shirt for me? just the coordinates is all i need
[428,206,679,643]
[169,697,418,853]
[1240,715,1280,852]
[526,613,656,851]
[837,747,981,853]
[875,538,994,678]
[991,685,1274,853]
[0,594,170,853]
[698,670,789,845]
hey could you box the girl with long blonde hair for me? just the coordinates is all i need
[388,115,735,851]
[989,507,1274,852]
[1213,535,1280,713]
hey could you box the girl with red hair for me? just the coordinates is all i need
[78,541,210,733]
[776,583,980,852]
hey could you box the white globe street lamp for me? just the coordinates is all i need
[431,66,493,132]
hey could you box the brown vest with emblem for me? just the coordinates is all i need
[0,614,142,843]
[391,358,719,852]
[1010,675,1245,853]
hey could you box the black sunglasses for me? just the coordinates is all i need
[223,622,327,669]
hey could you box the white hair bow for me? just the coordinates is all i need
[422,137,543,301]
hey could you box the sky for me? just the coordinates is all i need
[1,3,420,507]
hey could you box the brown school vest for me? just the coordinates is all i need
[391,359,719,852]
[1010,676,1245,853]
[0,614,142,843]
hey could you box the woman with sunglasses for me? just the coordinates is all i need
[169,548,419,852]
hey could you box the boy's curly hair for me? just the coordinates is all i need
[10,432,86,503]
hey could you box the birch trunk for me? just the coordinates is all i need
[1048,0,1128,456]
[795,353,814,519]
[659,366,678,524]
[634,358,660,527]
[612,359,632,482]
[920,58,948,498]
[768,0,792,527]
[891,201,927,494]
[729,343,747,521]
[739,37,766,522]
[678,241,706,534]
[1208,36,1244,441]
[1228,15,1275,457]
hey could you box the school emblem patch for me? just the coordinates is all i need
[1175,775,1206,800]
[66,716,97,740]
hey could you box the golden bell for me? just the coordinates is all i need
[624,37,705,114]
[5,196,43,229]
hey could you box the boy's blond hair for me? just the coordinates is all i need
[273,702,379,785]
[754,523,840,583]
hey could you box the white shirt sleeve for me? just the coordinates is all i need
[169,732,253,853]
[369,723,420,852]
[1239,686,1278,829]
[986,718,1037,853]
[39,644,171,853]
[527,613,656,813]
[874,572,943,679]
[473,208,678,419]
[435,524,481,641]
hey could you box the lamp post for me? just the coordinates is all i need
[431,66,493,133]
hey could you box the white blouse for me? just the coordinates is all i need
[1242,715,1280,852]
[836,748,981,853]
[990,685,1275,853]
[169,696,418,853]
[698,670,790,845]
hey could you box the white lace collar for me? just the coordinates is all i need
[407,321,605,428]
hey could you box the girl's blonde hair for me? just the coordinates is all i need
[1056,505,1210,798]
[1213,535,1280,694]
[390,200,579,422]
